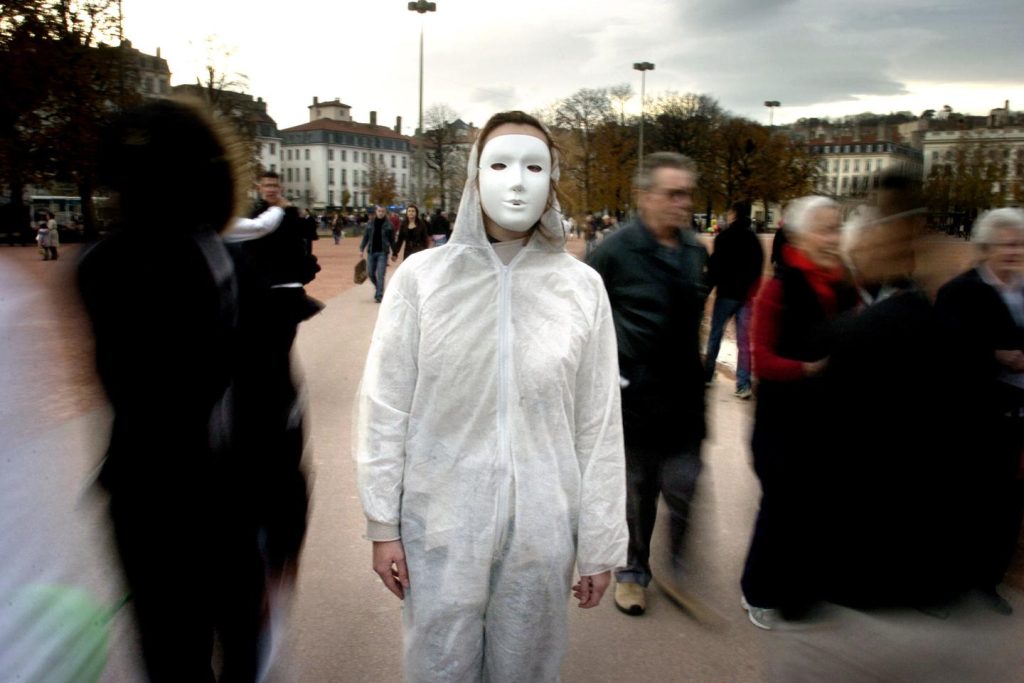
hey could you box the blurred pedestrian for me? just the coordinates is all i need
[331,213,343,244]
[935,207,1024,615]
[428,208,451,246]
[588,152,709,616]
[78,97,262,682]
[44,211,59,260]
[739,196,857,629]
[819,170,970,612]
[704,201,764,398]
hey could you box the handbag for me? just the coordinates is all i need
[354,257,368,284]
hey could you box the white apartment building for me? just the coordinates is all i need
[280,98,414,210]
[922,126,1024,203]
[809,140,923,200]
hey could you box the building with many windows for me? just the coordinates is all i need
[808,140,923,200]
[922,102,1024,204]
[279,97,413,210]
[171,84,282,175]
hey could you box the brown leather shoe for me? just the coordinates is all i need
[614,581,646,616]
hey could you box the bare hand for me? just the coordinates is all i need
[373,540,409,600]
[995,349,1024,372]
[573,571,610,608]
[803,358,828,377]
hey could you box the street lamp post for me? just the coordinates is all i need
[764,100,780,127]
[408,1,436,207]
[633,62,654,170]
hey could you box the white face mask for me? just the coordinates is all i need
[478,134,551,233]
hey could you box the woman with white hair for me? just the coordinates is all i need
[739,195,858,629]
[935,207,1024,614]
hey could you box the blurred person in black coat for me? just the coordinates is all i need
[78,98,264,682]
[819,170,972,612]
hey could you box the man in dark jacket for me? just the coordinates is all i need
[360,205,395,302]
[587,152,708,616]
[704,201,764,398]
[226,171,321,619]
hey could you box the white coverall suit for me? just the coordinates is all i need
[355,142,628,682]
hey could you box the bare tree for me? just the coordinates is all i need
[368,156,397,207]
[553,88,614,211]
[422,103,465,210]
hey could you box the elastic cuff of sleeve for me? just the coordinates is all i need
[577,563,616,578]
[366,520,401,542]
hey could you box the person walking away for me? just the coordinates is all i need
[704,201,764,398]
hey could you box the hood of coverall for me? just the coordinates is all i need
[448,128,567,252]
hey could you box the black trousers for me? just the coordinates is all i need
[110,490,266,682]
[615,439,703,586]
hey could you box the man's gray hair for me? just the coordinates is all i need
[784,195,839,235]
[634,152,697,191]
[974,207,1024,246]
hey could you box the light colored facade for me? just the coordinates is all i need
[922,126,1024,203]
[279,98,413,210]
[808,140,923,200]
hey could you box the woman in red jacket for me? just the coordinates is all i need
[739,196,857,629]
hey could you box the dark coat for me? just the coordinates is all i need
[751,262,856,466]
[707,219,764,301]
[395,217,430,259]
[819,286,972,607]
[242,205,318,288]
[936,267,1024,415]
[359,218,395,255]
[587,218,708,448]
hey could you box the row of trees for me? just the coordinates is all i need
[925,145,1024,222]
[548,87,820,221]
[420,88,821,223]
[1,3,264,237]
[0,0,128,237]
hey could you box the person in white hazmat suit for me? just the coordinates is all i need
[355,110,628,682]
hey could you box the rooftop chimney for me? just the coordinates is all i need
[313,96,319,106]
[156,47,161,58]
[395,116,402,134]
[370,111,377,127]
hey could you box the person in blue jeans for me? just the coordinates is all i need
[360,205,395,302]
[704,201,764,398]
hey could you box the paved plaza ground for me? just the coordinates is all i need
[1,230,1022,681]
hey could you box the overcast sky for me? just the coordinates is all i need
[123,0,1024,133]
